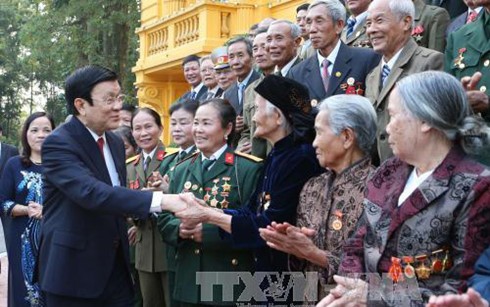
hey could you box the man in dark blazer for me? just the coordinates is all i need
[0,125,18,257]
[38,65,187,306]
[267,20,303,76]
[445,0,483,36]
[223,37,260,115]
[288,0,380,103]
[223,36,260,147]
[177,54,207,102]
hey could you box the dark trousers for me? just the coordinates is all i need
[44,247,134,307]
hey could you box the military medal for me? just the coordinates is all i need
[203,188,211,202]
[484,59,490,67]
[184,181,192,191]
[191,184,198,191]
[210,198,218,207]
[222,177,231,192]
[442,250,452,271]
[431,250,443,273]
[415,256,431,280]
[388,257,403,283]
[454,48,466,69]
[331,210,343,231]
[310,99,318,108]
[403,256,415,279]
[262,192,271,211]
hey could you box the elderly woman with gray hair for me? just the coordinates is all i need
[318,71,490,307]
[259,94,377,302]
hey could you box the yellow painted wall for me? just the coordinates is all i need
[134,0,309,144]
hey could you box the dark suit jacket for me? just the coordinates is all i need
[287,42,380,102]
[0,142,18,175]
[0,142,18,250]
[426,0,467,19]
[446,9,483,36]
[223,70,261,115]
[178,85,207,102]
[39,116,152,298]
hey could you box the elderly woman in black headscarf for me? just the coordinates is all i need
[172,74,324,276]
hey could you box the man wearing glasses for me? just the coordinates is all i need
[37,65,187,306]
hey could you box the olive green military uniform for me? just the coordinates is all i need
[157,146,262,306]
[237,75,272,159]
[127,143,169,307]
[413,0,450,52]
[157,145,198,307]
[446,9,490,164]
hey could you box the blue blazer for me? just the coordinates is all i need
[38,116,152,298]
[287,42,380,101]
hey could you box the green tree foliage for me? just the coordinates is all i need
[1,0,140,133]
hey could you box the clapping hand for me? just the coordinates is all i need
[259,222,316,260]
[427,288,489,307]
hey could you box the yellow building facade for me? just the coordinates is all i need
[133,0,307,143]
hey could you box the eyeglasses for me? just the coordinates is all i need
[93,94,126,106]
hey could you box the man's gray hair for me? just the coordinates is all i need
[397,71,490,155]
[388,0,415,27]
[318,94,377,155]
[309,0,346,23]
[269,19,302,39]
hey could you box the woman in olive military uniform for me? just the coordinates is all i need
[157,99,263,306]
[156,100,199,307]
[126,107,169,307]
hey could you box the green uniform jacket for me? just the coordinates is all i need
[445,10,490,164]
[413,0,450,52]
[157,146,262,305]
[238,75,272,159]
[127,143,168,273]
[157,146,198,274]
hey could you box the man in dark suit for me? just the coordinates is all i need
[288,0,380,103]
[199,55,223,101]
[223,37,260,115]
[38,65,187,306]
[445,0,482,36]
[268,20,302,76]
[0,124,18,259]
[223,36,260,147]
[177,55,207,102]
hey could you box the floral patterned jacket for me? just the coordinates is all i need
[339,146,490,305]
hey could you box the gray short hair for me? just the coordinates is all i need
[318,94,377,155]
[227,36,253,57]
[309,0,346,23]
[397,71,490,154]
[269,19,302,39]
[387,0,415,28]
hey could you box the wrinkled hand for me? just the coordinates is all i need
[426,288,489,307]
[461,72,489,113]
[161,193,195,213]
[316,275,367,307]
[259,222,316,259]
[179,222,203,242]
[27,201,43,219]
[235,115,245,133]
[237,141,252,154]
[175,197,210,225]
[128,226,138,246]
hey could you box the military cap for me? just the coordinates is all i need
[211,46,230,70]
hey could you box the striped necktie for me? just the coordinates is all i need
[346,17,356,38]
[381,64,391,87]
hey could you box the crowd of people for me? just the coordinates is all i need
[0,0,490,306]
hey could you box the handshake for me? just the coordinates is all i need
[160,193,214,224]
